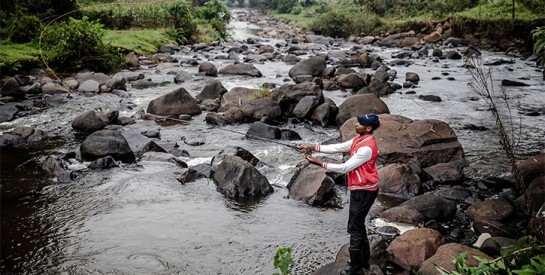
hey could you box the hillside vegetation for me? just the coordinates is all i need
[0,0,230,74]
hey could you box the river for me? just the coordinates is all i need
[1,8,544,275]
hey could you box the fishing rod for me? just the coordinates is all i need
[150,114,303,152]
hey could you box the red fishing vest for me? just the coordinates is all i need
[348,134,379,191]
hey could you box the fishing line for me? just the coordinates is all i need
[150,114,303,152]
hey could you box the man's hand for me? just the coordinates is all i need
[304,154,322,166]
[298,144,314,154]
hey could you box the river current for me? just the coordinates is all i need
[1,9,544,275]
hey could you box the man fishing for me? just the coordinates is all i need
[299,113,380,275]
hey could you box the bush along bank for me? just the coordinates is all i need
[0,0,231,75]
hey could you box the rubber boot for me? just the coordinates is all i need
[340,249,364,275]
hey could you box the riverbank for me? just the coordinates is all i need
[1,7,544,275]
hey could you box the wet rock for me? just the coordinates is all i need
[379,205,425,225]
[422,159,467,184]
[213,155,273,199]
[400,194,457,221]
[484,58,515,66]
[335,94,389,125]
[140,152,187,167]
[42,82,69,94]
[287,162,336,205]
[405,72,420,83]
[0,103,19,122]
[280,129,302,140]
[378,163,421,200]
[21,82,42,94]
[0,127,48,148]
[246,121,281,140]
[71,110,108,134]
[516,153,545,186]
[293,95,321,118]
[42,156,72,183]
[219,63,262,77]
[211,146,260,170]
[480,237,517,257]
[387,228,445,270]
[433,187,471,201]
[126,52,139,68]
[342,114,464,168]
[147,87,201,117]
[444,51,462,60]
[312,240,386,275]
[418,243,491,275]
[239,97,283,121]
[177,164,213,184]
[131,79,158,89]
[463,124,488,131]
[283,54,300,65]
[443,37,467,47]
[288,56,326,80]
[119,72,145,81]
[78,79,100,93]
[337,73,369,91]
[80,130,136,163]
[158,44,179,54]
[272,82,323,117]
[220,87,255,111]
[524,176,545,216]
[501,79,529,86]
[1,77,25,98]
[419,95,442,102]
[467,199,514,222]
[196,79,227,102]
[310,98,338,127]
[75,72,110,84]
[88,156,119,169]
[198,61,218,77]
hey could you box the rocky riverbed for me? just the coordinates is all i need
[1,8,544,275]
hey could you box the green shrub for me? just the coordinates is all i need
[291,5,303,15]
[198,0,231,39]
[533,26,545,67]
[3,14,44,43]
[251,88,273,99]
[436,236,545,275]
[273,246,295,275]
[41,16,123,73]
[166,0,197,44]
[309,9,354,38]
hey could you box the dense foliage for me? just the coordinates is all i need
[533,26,545,66]
[436,236,545,275]
[40,17,123,73]
[273,246,295,275]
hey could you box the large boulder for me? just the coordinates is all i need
[220,87,255,111]
[246,121,281,140]
[213,155,273,198]
[1,77,25,98]
[239,97,283,121]
[288,56,326,80]
[337,73,369,91]
[516,153,545,186]
[272,82,323,117]
[341,114,465,168]
[336,94,389,125]
[80,130,136,163]
[71,110,109,134]
[386,228,445,270]
[211,146,260,170]
[147,87,201,117]
[418,243,492,275]
[287,162,336,205]
[310,98,338,127]
[378,163,421,200]
[400,194,457,221]
[196,79,227,102]
[0,103,19,123]
[466,198,514,222]
[198,61,218,76]
[219,63,262,77]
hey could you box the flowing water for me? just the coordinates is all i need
[1,9,544,275]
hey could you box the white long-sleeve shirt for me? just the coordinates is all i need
[314,137,372,174]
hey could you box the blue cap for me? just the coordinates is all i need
[357,113,380,130]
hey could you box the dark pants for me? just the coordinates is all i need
[347,189,378,268]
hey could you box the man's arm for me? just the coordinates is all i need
[308,146,372,174]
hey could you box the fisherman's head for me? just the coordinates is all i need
[356,113,380,134]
